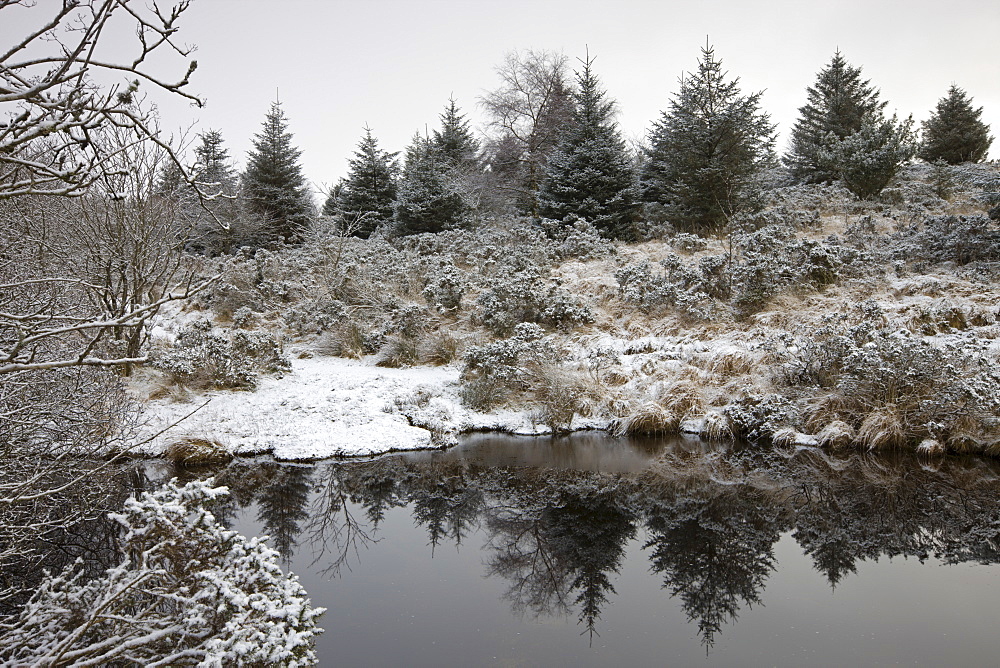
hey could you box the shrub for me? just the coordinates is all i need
[461,323,557,409]
[774,308,1000,450]
[422,262,467,311]
[0,479,323,666]
[151,320,290,390]
[891,214,1000,266]
[474,269,592,335]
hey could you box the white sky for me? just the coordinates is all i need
[8,0,1000,198]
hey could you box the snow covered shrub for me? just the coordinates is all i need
[671,232,708,253]
[284,299,348,335]
[539,216,615,260]
[474,269,592,335]
[422,262,467,311]
[730,224,848,315]
[152,319,290,390]
[0,479,323,667]
[614,255,722,320]
[724,393,803,441]
[461,323,557,409]
[775,309,1000,451]
[891,214,1000,266]
[532,367,591,432]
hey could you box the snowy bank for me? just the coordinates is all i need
[133,355,610,461]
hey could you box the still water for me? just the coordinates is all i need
[161,434,1000,666]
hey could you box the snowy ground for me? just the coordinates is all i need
[134,355,609,461]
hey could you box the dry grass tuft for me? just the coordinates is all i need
[805,394,856,433]
[602,369,631,386]
[657,379,704,417]
[916,438,946,456]
[375,336,419,368]
[164,438,232,466]
[708,348,757,377]
[613,401,679,436]
[817,420,856,450]
[770,428,797,447]
[857,407,905,450]
[702,411,733,441]
[420,331,461,366]
[945,414,984,453]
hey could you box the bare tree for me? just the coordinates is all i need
[0,0,211,607]
[479,49,575,215]
[0,0,202,199]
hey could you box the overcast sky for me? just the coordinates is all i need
[12,0,1000,197]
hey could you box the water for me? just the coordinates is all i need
[157,435,1000,666]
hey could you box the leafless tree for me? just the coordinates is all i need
[0,0,202,199]
[0,0,212,606]
[479,49,575,215]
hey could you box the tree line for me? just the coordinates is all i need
[172,46,994,250]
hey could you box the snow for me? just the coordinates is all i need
[134,354,610,461]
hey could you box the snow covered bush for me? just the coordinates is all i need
[774,308,1000,451]
[422,262,467,311]
[891,214,1000,266]
[0,479,323,667]
[539,216,615,260]
[724,393,803,441]
[152,319,291,390]
[461,323,557,409]
[474,269,592,335]
[731,224,847,315]
[614,257,720,320]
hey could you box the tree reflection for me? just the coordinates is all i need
[482,473,636,641]
[409,463,483,552]
[255,464,314,563]
[644,488,781,647]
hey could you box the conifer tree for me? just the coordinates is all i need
[432,98,480,169]
[338,127,398,238]
[193,129,236,197]
[819,113,916,200]
[785,52,886,183]
[242,102,313,244]
[919,85,993,164]
[538,55,639,240]
[394,133,464,235]
[642,45,775,234]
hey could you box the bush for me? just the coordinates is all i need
[422,262,467,311]
[774,307,1000,450]
[461,323,557,409]
[0,479,323,666]
[152,320,290,390]
[474,269,592,335]
[891,215,1000,266]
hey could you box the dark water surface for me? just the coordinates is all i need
[158,434,1000,666]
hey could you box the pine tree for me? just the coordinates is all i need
[338,126,398,238]
[538,55,639,240]
[432,98,480,169]
[819,113,916,199]
[394,133,464,235]
[919,85,993,165]
[642,45,776,234]
[192,129,236,197]
[785,52,886,183]
[242,102,313,244]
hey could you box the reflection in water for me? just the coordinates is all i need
[159,437,1000,651]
